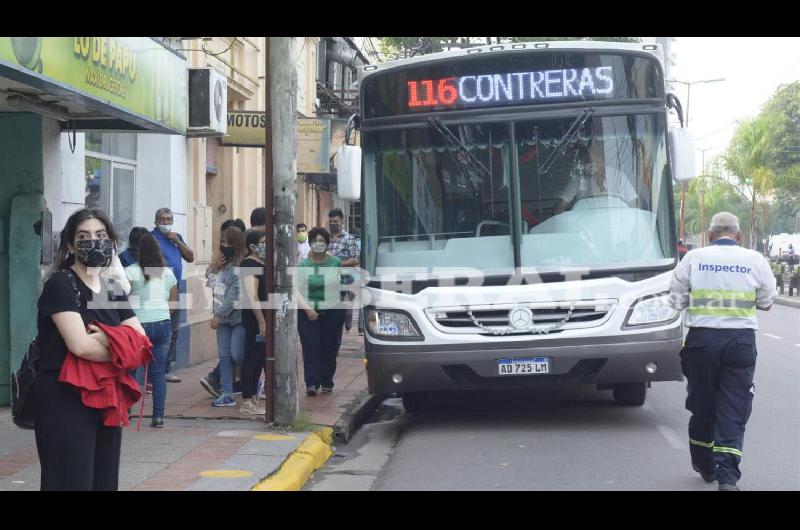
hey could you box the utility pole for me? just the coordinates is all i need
[266,37,298,425]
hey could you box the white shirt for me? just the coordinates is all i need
[668,239,777,329]
[297,240,310,261]
[559,167,638,206]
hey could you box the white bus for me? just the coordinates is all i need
[337,41,696,411]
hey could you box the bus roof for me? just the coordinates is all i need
[359,41,663,84]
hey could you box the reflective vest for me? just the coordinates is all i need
[669,238,777,329]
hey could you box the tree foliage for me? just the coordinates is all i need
[379,37,642,60]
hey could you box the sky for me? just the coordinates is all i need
[667,37,800,173]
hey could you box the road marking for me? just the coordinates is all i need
[657,425,684,450]
[763,333,783,339]
[199,470,253,478]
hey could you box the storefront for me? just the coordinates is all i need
[0,37,188,405]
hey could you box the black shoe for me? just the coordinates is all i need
[150,417,164,429]
[718,483,740,491]
[306,386,318,397]
[693,464,716,483]
[200,376,221,398]
[321,386,333,394]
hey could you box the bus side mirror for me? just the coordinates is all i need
[336,144,361,200]
[669,128,696,182]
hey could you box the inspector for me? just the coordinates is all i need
[669,212,777,491]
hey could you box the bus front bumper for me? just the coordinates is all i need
[365,330,683,395]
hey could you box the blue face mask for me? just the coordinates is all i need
[256,243,266,258]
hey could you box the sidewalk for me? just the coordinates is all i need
[0,323,375,491]
[775,294,800,309]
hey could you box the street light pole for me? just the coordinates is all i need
[666,78,724,245]
[697,147,714,246]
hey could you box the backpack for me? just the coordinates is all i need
[10,270,81,430]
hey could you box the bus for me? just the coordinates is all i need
[337,41,696,412]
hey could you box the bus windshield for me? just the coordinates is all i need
[363,113,675,273]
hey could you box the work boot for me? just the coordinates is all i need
[692,464,716,483]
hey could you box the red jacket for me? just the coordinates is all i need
[59,321,153,427]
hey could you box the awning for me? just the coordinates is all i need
[0,37,188,134]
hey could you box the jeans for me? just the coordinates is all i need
[242,315,266,399]
[217,322,245,396]
[165,308,181,373]
[297,309,346,389]
[141,320,172,418]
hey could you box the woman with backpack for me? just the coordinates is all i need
[125,233,178,428]
[34,208,147,490]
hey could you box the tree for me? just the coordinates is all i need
[720,116,776,248]
[379,37,642,60]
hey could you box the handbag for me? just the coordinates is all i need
[10,270,81,430]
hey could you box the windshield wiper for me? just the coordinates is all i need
[539,108,594,175]
[428,116,492,183]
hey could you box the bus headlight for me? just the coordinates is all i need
[624,293,680,328]
[366,308,422,339]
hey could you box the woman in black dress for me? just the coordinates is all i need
[35,208,146,491]
[238,229,267,415]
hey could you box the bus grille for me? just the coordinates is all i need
[426,301,614,335]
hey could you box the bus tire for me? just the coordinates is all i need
[612,383,647,406]
[402,392,429,415]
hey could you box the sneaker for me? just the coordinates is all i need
[321,386,333,394]
[165,372,182,383]
[306,386,318,397]
[240,397,266,415]
[150,417,164,428]
[718,483,740,491]
[212,395,237,407]
[692,464,716,483]
[200,376,221,398]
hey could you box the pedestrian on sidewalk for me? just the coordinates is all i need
[327,209,358,336]
[201,220,248,398]
[297,223,310,261]
[206,226,247,407]
[669,212,777,491]
[35,208,147,490]
[295,227,345,396]
[238,229,268,415]
[125,233,178,428]
[152,207,195,383]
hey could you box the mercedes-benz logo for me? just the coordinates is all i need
[509,307,533,330]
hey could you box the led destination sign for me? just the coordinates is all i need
[407,67,614,110]
[361,53,664,119]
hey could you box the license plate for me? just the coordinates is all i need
[497,357,550,376]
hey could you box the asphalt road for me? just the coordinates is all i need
[310,305,800,491]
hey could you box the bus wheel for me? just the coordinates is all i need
[612,383,647,406]
[402,392,429,415]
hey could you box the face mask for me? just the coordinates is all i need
[76,239,114,268]
[220,245,236,259]
[328,223,340,234]
[297,232,308,243]
[311,241,327,254]
[158,224,173,234]
[255,243,266,258]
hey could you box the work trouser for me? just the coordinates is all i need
[679,327,757,486]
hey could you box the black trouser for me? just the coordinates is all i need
[166,307,180,373]
[241,314,266,399]
[297,309,346,389]
[34,373,122,491]
[680,327,757,486]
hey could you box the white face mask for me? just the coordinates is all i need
[158,224,173,233]
[310,241,327,254]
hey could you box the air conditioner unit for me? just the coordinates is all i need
[188,68,227,136]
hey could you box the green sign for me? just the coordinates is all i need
[0,37,187,134]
